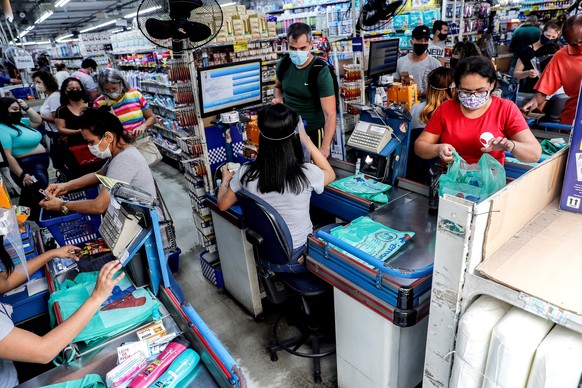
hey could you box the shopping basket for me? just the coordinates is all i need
[38,187,102,246]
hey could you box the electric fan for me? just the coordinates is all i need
[357,0,406,33]
[136,0,223,51]
[3,47,30,66]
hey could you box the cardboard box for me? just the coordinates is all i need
[559,83,582,213]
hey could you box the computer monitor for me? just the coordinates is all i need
[197,60,263,117]
[368,39,399,79]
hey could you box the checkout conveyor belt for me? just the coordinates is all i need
[307,188,436,327]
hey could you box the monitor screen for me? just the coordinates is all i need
[368,39,399,78]
[198,60,263,117]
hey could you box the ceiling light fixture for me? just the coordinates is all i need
[18,25,35,38]
[110,28,124,34]
[23,40,51,46]
[80,19,117,33]
[56,33,73,42]
[56,38,79,43]
[220,2,236,7]
[35,10,54,24]
[55,0,72,7]
[123,5,162,19]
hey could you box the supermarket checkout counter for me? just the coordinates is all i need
[307,186,436,387]
[21,183,244,387]
[204,160,393,317]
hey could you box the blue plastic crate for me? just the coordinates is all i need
[167,247,181,273]
[38,187,102,246]
[199,250,224,289]
[0,268,47,324]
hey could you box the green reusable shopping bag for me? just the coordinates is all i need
[328,174,391,203]
[40,374,105,388]
[438,151,506,203]
[329,216,414,268]
[48,271,161,344]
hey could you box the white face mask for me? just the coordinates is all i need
[88,137,112,159]
[106,91,122,100]
[35,83,46,93]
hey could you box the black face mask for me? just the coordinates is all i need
[67,90,86,102]
[8,111,22,124]
[539,34,557,45]
[450,57,459,69]
[438,33,448,41]
[413,43,429,56]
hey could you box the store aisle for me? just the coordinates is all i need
[152,162,337,388]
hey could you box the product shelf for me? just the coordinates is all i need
[266,0,350,13]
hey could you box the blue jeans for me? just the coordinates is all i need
[260,244,308,274]
[10,152,49,221]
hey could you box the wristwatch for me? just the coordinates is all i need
[60,199,70,215]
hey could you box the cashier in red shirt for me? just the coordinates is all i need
[523,15,582,126]
[415,56,541,165]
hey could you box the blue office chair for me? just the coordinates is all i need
[235,189,335,384]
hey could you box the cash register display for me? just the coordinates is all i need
[347,121,394,154]
[99,200,144,260]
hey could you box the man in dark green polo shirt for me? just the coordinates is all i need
[509,16,541,69]
[273,23,337,158]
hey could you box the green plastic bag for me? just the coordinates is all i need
[438,151,506,203]
[41,374,105,388]
[48,271,161,344]
[328,174,391,203]
[329,216,414,268]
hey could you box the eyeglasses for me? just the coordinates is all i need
[458,89,490,98]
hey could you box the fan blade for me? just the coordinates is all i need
[362,0,403,27]
[145,18,174,40]
[182,22,212,42]
[169,0,203,19]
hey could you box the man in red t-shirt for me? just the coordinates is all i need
[523,15,582,125]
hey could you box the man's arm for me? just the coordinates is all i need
[320,96,336,158]
[522,91,547,113]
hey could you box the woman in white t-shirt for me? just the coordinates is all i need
[32,71,60,145]
[218,104,335,259]
[0,235,123,387]
[54,63,70,88]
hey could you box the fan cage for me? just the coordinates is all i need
[137,0,223,50]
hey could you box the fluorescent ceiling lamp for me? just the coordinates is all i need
[220,2,236,6]
[57,38,79,43]
[80,19,117,33]
[55,0,72,7]
[23,40,51,46]
[124,5,162,19]
[18,25,35,38]
[56,33,73,41]
[35,10,54,24]
[110,28,124,34]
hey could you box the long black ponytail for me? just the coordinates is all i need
[0,235,14,275]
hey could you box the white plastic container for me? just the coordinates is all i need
[526,325,582,388]
[482,307,554,388]
[450,295,511,388]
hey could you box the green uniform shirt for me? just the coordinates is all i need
[276,57,334,132]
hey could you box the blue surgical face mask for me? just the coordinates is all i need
[289,50,309,66]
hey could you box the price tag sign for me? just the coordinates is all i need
[14,56,34,69]
[234,40,248,53]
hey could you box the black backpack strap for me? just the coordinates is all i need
[307,57,327,101]
[276,54,292,82]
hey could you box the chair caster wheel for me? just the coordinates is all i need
[270,352,278,362]
[314,374,322,384]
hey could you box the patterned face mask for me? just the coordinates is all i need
[458,89,491,110]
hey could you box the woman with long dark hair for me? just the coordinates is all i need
[218,104,335,255]
[40,106,156,215]
[415,56,541,165]
[0,97,47,220]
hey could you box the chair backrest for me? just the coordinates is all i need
[235,189,293,266]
